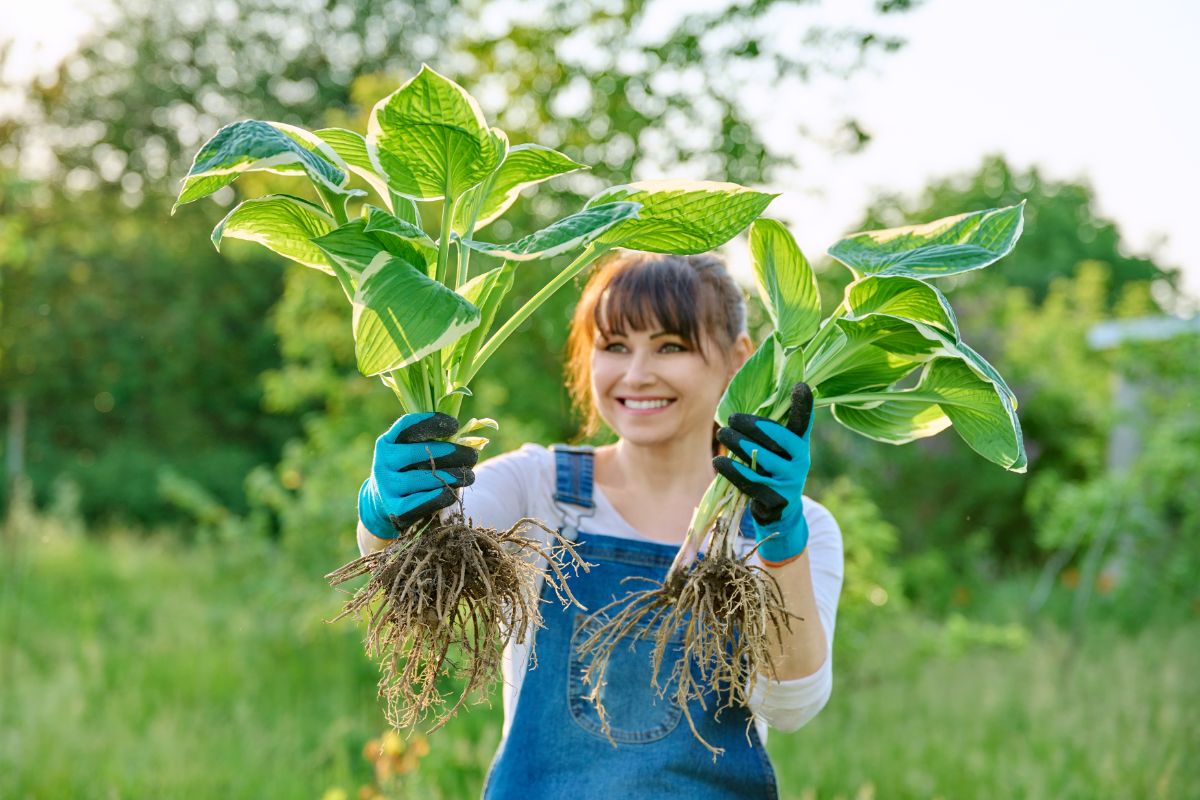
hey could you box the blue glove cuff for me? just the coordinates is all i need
[754,515,809,566]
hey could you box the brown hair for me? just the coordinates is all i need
[565,249,748,439]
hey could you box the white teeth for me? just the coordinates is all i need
[623,398,672,409]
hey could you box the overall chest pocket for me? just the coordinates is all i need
[567,611,684,744]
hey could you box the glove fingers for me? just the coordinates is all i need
[395,412,461,444]
[743,415,810,462]
[714,456,789,526]
[392,441,479,473]
[786,382,815,439]
[715,427,790,477]
[728,413,790,459]
[749,491,788,526]
[391,487,458,528]
[384,468,473,494]
[714,455,783,498]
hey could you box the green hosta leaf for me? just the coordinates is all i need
[174,120,350,211]
[815,346,925,398]
[314,127,390,203]
[458,202,640,261]
[452,144,586,234]
[749,218,821,349]
[211,194,335,274]
[459,417,500,435]
[362,205,438,269]
[844,275,959,339]
[955,338,1019,411]
[392,195,421,226]
[831,357,1026,472]
[353,252,481,376]
[445,261,516,376]
[310,219,387,287]
[367,64,507,200]
[717,335,776,426]
[312,215,438,287]
[830,392,952,445]
[828,202,1025,279]
[584,180,777,253]
[807,315,943,387]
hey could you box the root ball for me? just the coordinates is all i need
[326,513,586,731]
[576,522,794,757]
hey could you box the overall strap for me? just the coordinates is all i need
[550,444,596,541]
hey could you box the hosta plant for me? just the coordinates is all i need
[172,64,776,730]
[577,203,1028,755]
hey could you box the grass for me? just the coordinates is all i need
[1,521,1196,799]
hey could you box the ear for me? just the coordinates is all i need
[728,332,754,376]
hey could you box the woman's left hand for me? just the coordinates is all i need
[713,382,814,567]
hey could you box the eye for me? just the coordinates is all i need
[660,342,686,353]
[601,341,628,353]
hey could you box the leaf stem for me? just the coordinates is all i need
[316,184,350,226]
[456,174,494,287]
[437,194,456,288]
[667,476,737,579]
[802,297,846,370]
[462,244,606,385]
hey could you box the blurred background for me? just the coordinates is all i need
[2,0,1197,797]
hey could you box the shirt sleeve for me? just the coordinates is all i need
[748,497,844,733]
[356,443,549,557]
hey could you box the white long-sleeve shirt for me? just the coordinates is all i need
[358,442,844,742]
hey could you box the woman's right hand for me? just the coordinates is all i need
[358,412,479,539]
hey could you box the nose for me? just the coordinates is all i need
[623,348,656,388]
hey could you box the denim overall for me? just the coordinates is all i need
[483,445,779,800]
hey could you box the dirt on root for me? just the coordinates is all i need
[575,518,796,757]
[326,512,586,732]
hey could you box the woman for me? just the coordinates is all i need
[356,250,844,798]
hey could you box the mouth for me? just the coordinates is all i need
[617,397,677,413]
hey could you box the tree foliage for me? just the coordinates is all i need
[0,175,298,522]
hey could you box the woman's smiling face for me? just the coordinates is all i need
[591,317,751,446]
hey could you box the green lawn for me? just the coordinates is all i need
[2,527,1196,799]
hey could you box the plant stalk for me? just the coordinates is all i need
[668,476,738,578]
[316,184,350,226]
[464,244,606,385]
[800,297,847,376]
[437,193,456,288]
[456,173,496,287]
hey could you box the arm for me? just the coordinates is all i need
[714,383,845,730]
[763,549,826,679]
[750,500,843,731]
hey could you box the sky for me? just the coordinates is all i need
[4,0,1199,306]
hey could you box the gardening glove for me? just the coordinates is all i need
[358,412,479,539]
[713,382,814,567]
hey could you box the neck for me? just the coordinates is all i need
[604,426,717,498]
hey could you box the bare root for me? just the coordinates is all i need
[575,518,796,757]
[325,512,587,732]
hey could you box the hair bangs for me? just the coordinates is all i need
[592,257,705,352]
